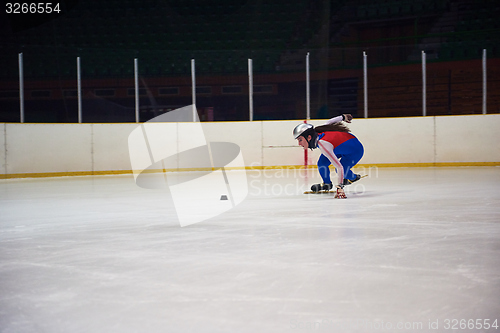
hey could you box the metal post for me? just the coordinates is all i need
[134,58,139,123]
[422,50,426,117]
[77,57,82,123]
[191,59,196,122]
[363,51,368,118]
[482,49,487,114]
[248,58,253,121]
[306,52,310,121]
[18,53,24,123]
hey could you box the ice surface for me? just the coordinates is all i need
[1,167,499,333]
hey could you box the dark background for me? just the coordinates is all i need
[1,0,499,122]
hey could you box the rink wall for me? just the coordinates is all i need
[1,114,499,178]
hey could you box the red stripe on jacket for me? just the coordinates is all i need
[319,131,355,148]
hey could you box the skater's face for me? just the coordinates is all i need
[297,135,310,149]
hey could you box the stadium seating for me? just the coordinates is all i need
[0,0,498,80]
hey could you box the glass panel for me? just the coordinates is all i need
[1,0,498,122]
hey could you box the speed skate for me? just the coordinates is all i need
[303,174,367,194]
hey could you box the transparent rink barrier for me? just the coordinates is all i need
[0,42,499,123]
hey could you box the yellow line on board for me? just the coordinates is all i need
[1,162,499,179]
[355,162,500,168]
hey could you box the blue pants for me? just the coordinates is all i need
[317,138,364,184]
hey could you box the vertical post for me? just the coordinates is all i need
[134,58,139,123]
[248,58,253,121]
[18,53,24,123]
[363,51,368,118]
[77,57,82,123]
[422,50,426,117]
[482,49,487,114]
[306,52,310,121]
[191,59,196,122]
[304,52,310,170]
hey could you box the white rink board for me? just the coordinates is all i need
[349,117,435,164]
[1,114,500,176]
[281,117,437,166]
[0,123,5,175]
[263,146,301,167]
[140,122,179,170]
[203,121,263,167]
[435,114,500,163]
[262,120,297,148]
[5,124,92,175]
[93,124,140,172]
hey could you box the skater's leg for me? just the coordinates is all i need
[334,139,364,180]
[317,154,332,184]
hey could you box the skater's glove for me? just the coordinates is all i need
[334,185,346,199]
[342,114,353,123]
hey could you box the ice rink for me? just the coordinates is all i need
[1,166,499,333]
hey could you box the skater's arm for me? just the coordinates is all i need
[324,114,353,125]
[317,140,344,186]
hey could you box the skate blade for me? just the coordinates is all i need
[346,174,368,184]
[305,175,368,194]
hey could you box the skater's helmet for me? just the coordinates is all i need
[293,123,314,139]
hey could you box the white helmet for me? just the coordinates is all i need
[293,123,314,139]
